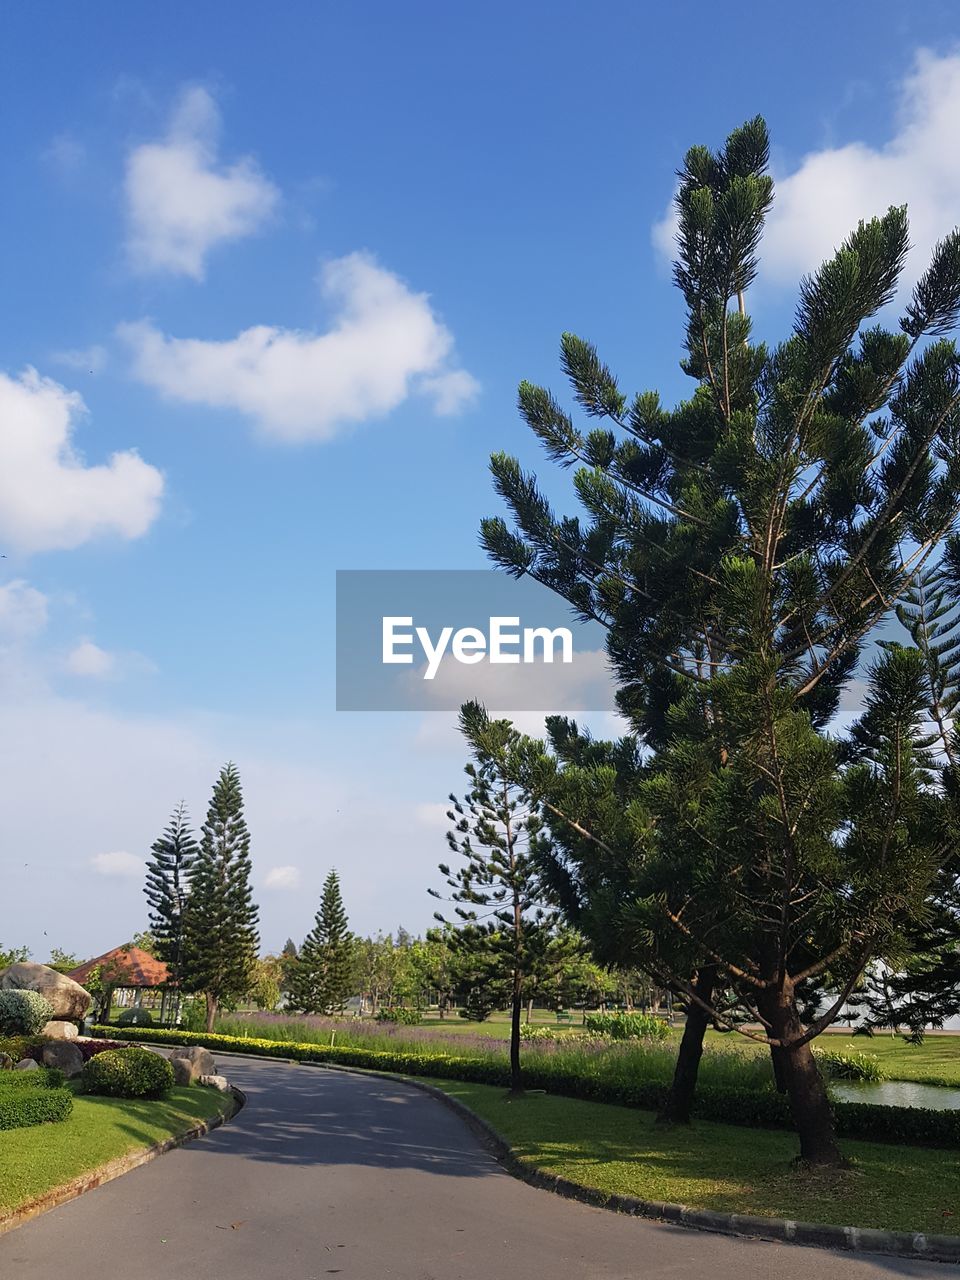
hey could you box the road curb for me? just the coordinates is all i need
[315,1062,960,1265]
[0,1085,244,1238]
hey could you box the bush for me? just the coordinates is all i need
[583,1011,669,1042]
[0,990,54,1036]
[91,1024,960,1150]
[177,998,207,1032]
[81,1046,174,1099]
[0,1067,65,1090]
[522,1018,560,1039]
[0,1087,73,1130]
[376,1007,421,1025]
[458,990,498,1022]
[116,1006,155,1028]
[0,1035,41,1064]
[813,1047,885,1081]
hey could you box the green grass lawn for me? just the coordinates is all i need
[701,1028,960,1087]
[0,1085,232,1215]
[432,1080,960,1236]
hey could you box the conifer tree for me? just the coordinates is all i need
[144,801,197,1012]
[181,763,260,1031]
[481,117,960,1164]
[431,702,557,1094]
[288,870,357,1015]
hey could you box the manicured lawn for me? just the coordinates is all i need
[431,1080,960,1236]
[0,1086,232,1214]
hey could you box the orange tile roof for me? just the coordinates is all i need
[69,946,171,989]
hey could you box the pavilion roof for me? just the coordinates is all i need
[69,946,171,989]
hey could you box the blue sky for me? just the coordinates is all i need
[1,3,959,961]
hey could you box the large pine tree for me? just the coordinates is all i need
[143,801,197,1015]
[288,870,357,1015]
[481,117,960,1164]
[181,763,260,1031]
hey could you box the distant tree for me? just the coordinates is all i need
[130,930,158,956]
[249,955,283,1011]
[144,802,197,1008]
[288,870,357,1015]
[46,948,79,975]
[0,944,30,970]
[432,702,557,1094]
[181,763,260,1031]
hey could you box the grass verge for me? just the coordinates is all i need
[0,1085,231,1215]
[430,1080,960,1237]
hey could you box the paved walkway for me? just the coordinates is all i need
[0,1054,954,1279]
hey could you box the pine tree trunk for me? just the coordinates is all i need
[657,968,714,1125]
[509,985,523,1094]
[760,986,845,1166]
[205,992,218,1032]
[525,997,534,1025]
[770,1044,789,1094]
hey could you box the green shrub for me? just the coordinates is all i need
[81,1046,174,1099]
[376,1007,421,1025]
[0,1067,65,1090]
[458,990,498,1021]
[519,1025,559,1041]
[0,1086,73,1130]
[583,1011,670,1042]
[177,998,207,1032]
[813,1047,885,1081]
[0,1035,40,1063]
[92,1024,960,1150]
[116,1006,155,1028]
[0,990,54,1036]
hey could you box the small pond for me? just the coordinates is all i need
[830,1080,960,1111]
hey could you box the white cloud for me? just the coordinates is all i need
[263,865,301,891]
[0,580,48,639]
[125,86,279,279]
[90,850,142,878]
[66,640,115,679]
[120,252,480,441]
[653,49,960,289]
[0,368,164,554]
[52,345,108,375]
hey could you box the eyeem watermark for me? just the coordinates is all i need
[336,569,614,711]
[382,616,573,680]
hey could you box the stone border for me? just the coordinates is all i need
[313,1061,960,1266]
[0,1085,244,1237]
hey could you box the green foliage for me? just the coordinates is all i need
[0,945,30,969]
[0,1067,65,1089]
[81,1046,174,1099]
[0,1086,73,1130]
[376,1006,421,1025]
[45,948,79,974]
[93,1025,960,1149]
[0,990,54,1036]
[287,870,358,1015]
[583,1011,670,1042]
[144,801,197,988]
[458,987,499,1022]
[180,763,260,1024]
[519,1024,559,1041]
[177,998,207,1032]
[0,1035,38,1063]
[116,1006,155,1027]
[813,1048,885,1082]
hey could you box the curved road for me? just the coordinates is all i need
[0,1054,954,1279]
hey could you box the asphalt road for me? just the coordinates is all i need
[0,1054,955,1280]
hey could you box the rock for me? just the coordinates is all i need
[41,1020,78,1040]
[199,1074,230,1092]
[0,962,91,1021]
[0,1053,13,1070]
[171,1045,216,1076]
[14,1058,38,1071]
[170,1056,197,1086]
[41,1041,84,1078]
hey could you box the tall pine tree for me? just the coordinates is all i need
[181,763,260,1030]
[288,870,357,1015]
[143,801,197,1017]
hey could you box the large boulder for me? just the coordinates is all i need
[171,1045,216,1076]
[0,963,91,1021]
[41,1041,84,1078]
[14,1058,39,1071]
[41,1020,78,1040]
[170,1057,196,1086]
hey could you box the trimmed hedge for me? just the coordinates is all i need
[0,1067,65,1090]
[0,990,54,1036]
[91,1025,960,1149]
[82,1046,174,1099]
[0,1086,73,1130]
